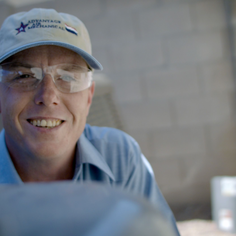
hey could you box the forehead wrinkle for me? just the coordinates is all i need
[5,46,87,68]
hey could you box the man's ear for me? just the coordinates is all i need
[86,81,95,117]
[88,81,95,105]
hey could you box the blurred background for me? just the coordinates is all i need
[0,0,236,224]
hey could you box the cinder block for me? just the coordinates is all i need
[91,45,112,74]
[218,154,236,175]
[182,154,236,193]
[119,100,172,130]
[206,121,236,155]
[126,129,152,157]
[105,12,136,43]
[154,155,212,204]
[231,0,236,26]
[51,0,103,20]
[85,10,137,45]
[0,2,12,25]
[106,0,156,11]
[191,0,226,30]
[200,61,234,93]
[166,31,227,65]
[83,16,109,46]
[174,93,232,126]
[167,151,236,201]
[138,4,192,37]
[150,159,183,193]
[166,183,211,205]
[145,66,200,99]
[181,154,220,186]
[159,155,213,203]
[112,76,143,103]
[15,1,56,12]
[110,39,164,72]
[150,126,206,158]
[161,0,200,4]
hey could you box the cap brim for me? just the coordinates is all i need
[0,41,103,70]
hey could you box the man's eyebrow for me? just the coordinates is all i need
[60,64,76,70]
[60,64,90,71]
[7,62,33,68]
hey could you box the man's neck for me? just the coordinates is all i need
[15,157,76,182]
[7,144,76,182]
[3,130,78,182]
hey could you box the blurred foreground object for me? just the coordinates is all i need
[0,182,177,236]
[211,177,236,234]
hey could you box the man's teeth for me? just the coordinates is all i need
[30,119,62,128]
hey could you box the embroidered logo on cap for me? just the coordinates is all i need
[15,19,79,36]
[65,24,78,36]
[16,22,29,35]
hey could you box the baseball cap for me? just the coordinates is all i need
[0,8,103,70]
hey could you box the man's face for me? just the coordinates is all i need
[0,45,94,160]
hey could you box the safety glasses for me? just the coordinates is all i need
[0,62,93,93]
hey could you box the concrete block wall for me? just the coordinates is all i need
[1,0,236,205]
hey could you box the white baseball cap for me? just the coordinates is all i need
[0,8,103,70]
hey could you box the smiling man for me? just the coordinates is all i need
[0,8,180,235]
[0,46,93,182]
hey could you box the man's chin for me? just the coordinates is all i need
[27,143,67,160]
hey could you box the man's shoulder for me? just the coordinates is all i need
[83,124,142,182]
[83,124,141,161]
[83,124,137,146]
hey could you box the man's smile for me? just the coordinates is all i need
[27,119,64,128]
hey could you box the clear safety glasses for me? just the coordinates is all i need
[0,62,93,93]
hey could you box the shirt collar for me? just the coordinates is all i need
[0,129,23,184]
[76,132,115,181]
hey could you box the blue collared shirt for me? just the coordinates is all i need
[0,124,180,235]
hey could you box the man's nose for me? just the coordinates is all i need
[34,73,60,106]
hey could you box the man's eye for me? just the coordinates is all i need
[60,75,76,82]
[14,73,35,80]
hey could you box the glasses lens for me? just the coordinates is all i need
[0,63,92,93]
[54,66,92,93]
[0,63,42,91]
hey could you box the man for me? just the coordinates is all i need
[0,8,179,235]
